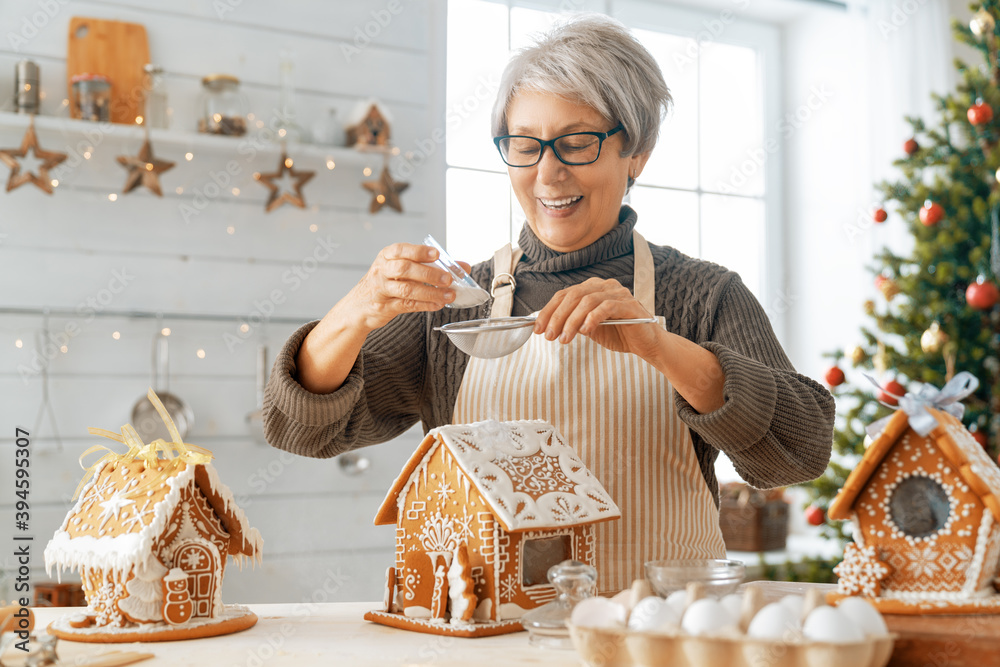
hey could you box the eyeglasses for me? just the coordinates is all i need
[493,123,624,167]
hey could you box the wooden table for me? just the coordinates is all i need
[9,592,1000,666]
[9,603,578,667]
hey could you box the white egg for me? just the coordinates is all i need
[802,606,864,643]
[779,594,805,621]
[681,598,737,635]
[611,588,633,611]
[719,592,743,621]
[570,596,628,629]
[747,602,800,640]
[628,596,681,633]
[835,597,888,637]
[664,590,688,617]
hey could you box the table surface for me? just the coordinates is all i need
[10,603,578,667]
[10,585,1000,667]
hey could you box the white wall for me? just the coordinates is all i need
[0,0,447,605]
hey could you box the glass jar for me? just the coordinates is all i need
[143,63,169,129]
[520,560,598,649]
[311,107,344,146]
[71,73,111,122]
[199,74,247,136]
[15,60,40,114]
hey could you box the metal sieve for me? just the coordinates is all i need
[436,315,656,359]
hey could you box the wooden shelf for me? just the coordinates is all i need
[0,111,396,164]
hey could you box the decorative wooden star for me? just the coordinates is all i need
[116,136,175,196]
[362,166,409,214]
[0,117,68,194]
[254,153,315,212]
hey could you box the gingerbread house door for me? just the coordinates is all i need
[173,538,220,618]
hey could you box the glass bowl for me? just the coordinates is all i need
[644,558,745,599]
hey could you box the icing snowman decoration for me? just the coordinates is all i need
[161,567,193,625]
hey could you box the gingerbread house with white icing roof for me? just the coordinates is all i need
[827,406,1000,614]
[364,419,620,637]
[45,458,262,632]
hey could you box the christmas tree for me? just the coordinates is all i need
[804,3,1000,542]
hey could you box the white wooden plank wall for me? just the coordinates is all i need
[0,0,448,605]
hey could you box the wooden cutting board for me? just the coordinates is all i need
[66,16,149,125]
[884,613,1000,666]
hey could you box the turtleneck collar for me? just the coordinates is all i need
[516,205,638,273]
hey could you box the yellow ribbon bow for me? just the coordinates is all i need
[73,389,213,500]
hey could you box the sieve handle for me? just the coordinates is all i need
[596,317,657,325]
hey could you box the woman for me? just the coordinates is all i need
[264,14,834,591]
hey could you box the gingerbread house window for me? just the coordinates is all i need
[889,475,951,538]
[406,501,426,520]
[522,534,572,587]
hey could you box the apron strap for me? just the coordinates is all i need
[489,244,522,318]
[632,230,656,316]
[490,229,654,318]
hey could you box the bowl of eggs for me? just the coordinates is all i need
[644,558,746,599]
[567,582,894,667]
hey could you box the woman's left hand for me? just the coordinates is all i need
[533,278,661,358]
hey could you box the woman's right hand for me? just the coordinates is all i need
[345,242,459,333]
[295,242,464,394]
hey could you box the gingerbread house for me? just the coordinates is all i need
[364,419,620,637]
[827,406,1000,614]
[43,390,262,642]
[344,99,391,147]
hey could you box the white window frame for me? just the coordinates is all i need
[441,0,786,341]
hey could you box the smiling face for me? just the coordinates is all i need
[504,90,649,253]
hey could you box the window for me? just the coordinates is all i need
[522,534,573,586]
[445,0,781,311]
[889,476,951,539]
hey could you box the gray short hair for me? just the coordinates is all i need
[491,13,671,157]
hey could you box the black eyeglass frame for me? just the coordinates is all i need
[493,123,625,167]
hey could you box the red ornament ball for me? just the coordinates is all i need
[968,102,994,126]
[878,379,906,407]
[873,208,888,223]
[967,280,1000,310]
[973,430,989,448]
[824,366,846,387]
[903,138,919,155]
[919,201,944,226]
[805,506,825,527]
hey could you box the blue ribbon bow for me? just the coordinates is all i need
[865,371,980,439]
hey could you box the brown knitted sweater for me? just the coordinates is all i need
[262,205,834,504]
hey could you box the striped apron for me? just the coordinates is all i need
[453,230,726,592]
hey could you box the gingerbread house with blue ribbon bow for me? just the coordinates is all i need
[827,372,1000,614]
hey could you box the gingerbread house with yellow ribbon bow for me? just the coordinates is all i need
[44,390,262,642]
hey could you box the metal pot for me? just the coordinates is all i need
[131,332,193,443]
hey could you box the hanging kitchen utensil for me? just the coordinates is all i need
[131,332,193,442]
[246,344,268,445]
[435,315,657,359]
[31,313,63,451]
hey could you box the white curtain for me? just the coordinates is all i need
[846,0,956,259]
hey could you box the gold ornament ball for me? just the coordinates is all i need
[849,345,867,366]
[920,321,949,354]
[971,8,996,37]
[863,300,876,315]
[879,277,901,301]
